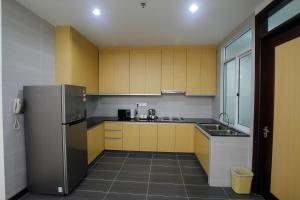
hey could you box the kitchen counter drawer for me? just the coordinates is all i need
[104,122,123,131]
[105,130,122,138]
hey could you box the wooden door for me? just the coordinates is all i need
[186,47,201,95]
[175,124,194,152]
[173,48,187,91]
[123,123,140,151]
[146,49,161,94]
[157,124,175,152]
[270,36,300,200]
[139,124,158,152]
[200,47,216,95]
[253,10,300,198]
[130,49,146,94]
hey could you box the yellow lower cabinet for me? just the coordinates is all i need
[194,127,209,174]
[104,122,123,150]
[139,124,158,152]
[87,124,104,164]
[175,124,194,153]
[123,123,140,151]
[157,124,175,152]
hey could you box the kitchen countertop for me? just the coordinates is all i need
[87,116,249,137]
[87,116,218,129]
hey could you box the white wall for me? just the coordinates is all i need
[2,0,55,198]
[0,0,8,199]
[87,95,214,118]
[255,0,273,15]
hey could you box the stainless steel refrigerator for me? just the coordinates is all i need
[23,85,87,195]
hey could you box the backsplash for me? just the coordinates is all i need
[87,95,214,118]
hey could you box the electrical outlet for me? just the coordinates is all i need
[137,103,147,107]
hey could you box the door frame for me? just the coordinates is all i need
[253,0,300,198]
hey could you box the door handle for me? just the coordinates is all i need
[263,126,270,138]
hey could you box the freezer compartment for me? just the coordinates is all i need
[62,85,87,124]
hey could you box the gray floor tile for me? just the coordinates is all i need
[104,152,128,157]
[91,163,122,171]
[128,152,153,159]
[116,172,149,182]
[177,155,197,160]
[121,164,150,173]
[98,157,125,164]
[148,183,187,197]
[64,190,105,200]
[183,175,208,186]
[186,185,227,198]
[151,166,180,174]
[223,187,265,199]
[76,179,112,192]
[150,174,183,184]
[20,194,63,200]
[153,153,177,160]
[87,170,117,180]
[105,193,146,200]
[152,159,178,167]
[181,167,206,176]
[179,160,200,168]
[110,181,148,195]
[124,158,151,165]
[148,195,187,200]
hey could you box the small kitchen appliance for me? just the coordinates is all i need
[118,109,131,120]
[147,108,158,120]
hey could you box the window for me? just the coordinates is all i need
[268,0,300,31]
[223,29,252,132]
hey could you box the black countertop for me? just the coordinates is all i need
[86,116,249,137]
[87,116,218,129]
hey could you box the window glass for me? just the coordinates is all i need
[225,30,252,60]
[268,0,300,31]
[238,54,252,127]
[224,60,236,124]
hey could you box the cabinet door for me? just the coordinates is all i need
[123,123,140,151]
[157,124,176,152]
[186,48,201,95]
[99,51,115,93]
[130,50,146,94]
[114,49,130,94]
[87,124,104,164]
[201,47,216,95]
[161,48,174,91]
[194,128,209,174]
[139,124,158,152]
[173,48,187,91]
[175,124,194,153]
[86,48,99,94]
[146,49,162,94]
[105,139,123,151]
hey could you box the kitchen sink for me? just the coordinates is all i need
[202,124,228,131]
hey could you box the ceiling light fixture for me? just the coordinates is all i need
[189,4,199,13]
[92,8,101,16]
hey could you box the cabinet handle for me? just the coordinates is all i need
[105,129,122,132]
[105,137,123,140]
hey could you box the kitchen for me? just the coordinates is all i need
[0,0,299,200]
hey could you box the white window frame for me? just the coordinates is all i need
[221,29,252,134]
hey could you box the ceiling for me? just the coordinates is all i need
[16,0,262,47]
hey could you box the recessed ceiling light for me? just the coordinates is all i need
[92,8,101,16]
[189,4,199,13]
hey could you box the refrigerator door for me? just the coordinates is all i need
[62,85,86,124]
[62,120,87,194]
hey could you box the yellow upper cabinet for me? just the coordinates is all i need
[162,47,186,92]
[201,47,216,95]
[186,46,216,96]
[130,48,162,94]
[55,26,99,94]
[99,48,130,94]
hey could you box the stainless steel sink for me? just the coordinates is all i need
[202,124,228,131]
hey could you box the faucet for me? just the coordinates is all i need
[218,112,230,129]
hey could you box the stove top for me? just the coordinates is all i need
[161,117,185,121]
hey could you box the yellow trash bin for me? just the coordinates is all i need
[231,167,254,194]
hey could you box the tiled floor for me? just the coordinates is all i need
[21,151,264,200]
